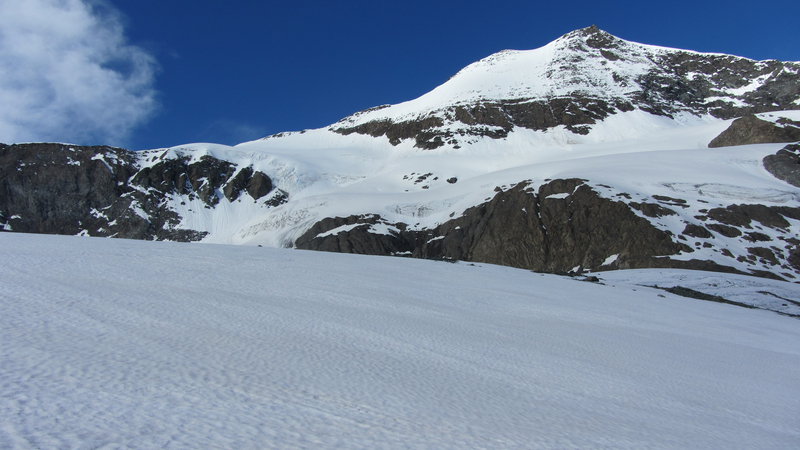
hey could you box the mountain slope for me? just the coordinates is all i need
[2,233,799,447]
[2,27,800,280]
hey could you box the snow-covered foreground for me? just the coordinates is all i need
[1,233,799,449]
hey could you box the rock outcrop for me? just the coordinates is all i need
[763,143,800,188]
[709,116,800,147]
[0,143,279,240]
[296,179,799,279]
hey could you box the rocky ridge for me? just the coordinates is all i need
[764,143,800,188]
[296,178,800,281]
[709,114,800,148]
[0,143,284,240]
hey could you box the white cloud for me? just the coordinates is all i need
[0,0,157,146]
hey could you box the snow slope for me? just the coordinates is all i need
[1,233,799,448]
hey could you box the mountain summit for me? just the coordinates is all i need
[332,26,800,149]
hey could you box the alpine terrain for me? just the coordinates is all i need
[2,27,800,448]
[2,26,800,281]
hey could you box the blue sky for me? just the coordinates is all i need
[1,0,798,149]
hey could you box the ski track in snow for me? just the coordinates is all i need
[1,233,799,448]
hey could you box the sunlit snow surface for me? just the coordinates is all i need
[1,233,799,448]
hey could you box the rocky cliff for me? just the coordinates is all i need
[0,143,285,240]
[295,178,800,280]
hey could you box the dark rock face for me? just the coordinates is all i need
[295,215,411,255]
[708,204,791,230]
[247,171,274,200]
[744,231,772,242]
[629,202,677,218]
[709,116,800,147]
[683,224,712,238]
[296,180,800,280]
[0,143,276,241]
[707,223,743,238]
[763,143,800,187]
[637,56,798,120]
[334,117,447,149]
[223,166,253,201]
[449,97,628,136]
[417,180,693,272]
[748,247,779,265]
[132,155,235,206]
[1,143,140,237]
[297,179,701,273]
[333,97,634,149]
[788,246,800,271]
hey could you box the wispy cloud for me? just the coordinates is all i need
[0,0,157,146]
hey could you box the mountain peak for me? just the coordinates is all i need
[332,28,800,150]
[562,24,610,39]
[555,25,624,50]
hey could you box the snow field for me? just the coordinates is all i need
[1,233,799,448]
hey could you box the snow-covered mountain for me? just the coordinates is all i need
[332,25,800,149]
[2,26,800,280]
